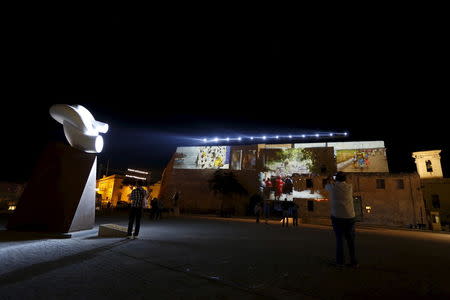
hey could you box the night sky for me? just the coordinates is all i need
[2,13,448,182]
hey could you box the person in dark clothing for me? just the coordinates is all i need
[281,199,290,227]
[254,202,262,223]
[150,197,158,220]
[291,202,299,226]
[127,184,148,239]
[284,176,294,196]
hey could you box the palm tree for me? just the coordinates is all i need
[208,170,248,217]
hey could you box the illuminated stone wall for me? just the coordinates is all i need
[421,178,450,227]
[96,175,150,208]
[412,150,443,179]
[298,173,424,227]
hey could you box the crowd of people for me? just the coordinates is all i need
[252,174,299,227]
[253,197,299,227]
[262,175,294,200]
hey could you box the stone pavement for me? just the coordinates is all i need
[1,213,450,299]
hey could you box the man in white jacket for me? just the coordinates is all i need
[325,172,359,268]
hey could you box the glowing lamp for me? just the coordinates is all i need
[50,104,109,153]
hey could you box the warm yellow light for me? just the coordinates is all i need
[8,206,16,211]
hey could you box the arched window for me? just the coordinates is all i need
[426,160,433,172]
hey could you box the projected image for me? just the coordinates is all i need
[264,147,335,176]
[230,150,242,170]
[242,150,257,170]
[261,147,336,201]
[336,148,388,172]
[174,146,230,169]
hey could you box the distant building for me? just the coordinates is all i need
[148,181,161,200]
[0,182,25,212]
[160,141,447,229]
[413,150,450,230]
[299,173,424,227]
[96,174,158,208]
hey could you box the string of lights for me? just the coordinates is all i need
[199,132,348,143]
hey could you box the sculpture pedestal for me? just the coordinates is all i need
[7,142,97,233]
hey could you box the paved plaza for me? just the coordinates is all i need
[1,213,450,299]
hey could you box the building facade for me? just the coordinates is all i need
[96,175,159,208]
[160,142,448,229]
[0,182,25,212]
[298,173,424,227]
[413,150,450,230]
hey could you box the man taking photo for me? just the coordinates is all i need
[325,172,359,268]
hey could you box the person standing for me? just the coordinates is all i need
[127,183,147,239]
[275,176,284,201]
[150,198,158,220]
[172,191,180,216]
[263,198,270,224]
[264,178,273,200]
[291,202,299,226]
[284,176,293,199]
[281,199,290,227]
[254,202,262,223]
[325,172,358,268]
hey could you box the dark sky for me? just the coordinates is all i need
[1,13,448,182]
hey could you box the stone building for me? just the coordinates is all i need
[159,141,447,229]
[413,150,450,230]
[0,182,25,212]
[96,175,150,208]
[298,173,424,227]
[96,175,160,208]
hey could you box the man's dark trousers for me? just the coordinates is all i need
[331,216,357,265]
[128,207,143,237]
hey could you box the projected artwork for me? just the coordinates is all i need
[336,148,388,172]
[174,146,230,169]
[263,147,336,177]
[294,141,388,173]
[261,147,336,201]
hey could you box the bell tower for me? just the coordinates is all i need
[412,150,443,179]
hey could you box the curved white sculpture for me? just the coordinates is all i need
[49,104,109,153]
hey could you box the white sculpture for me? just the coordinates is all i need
[49,104,109,153]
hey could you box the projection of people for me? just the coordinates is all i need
[49,104,109,153]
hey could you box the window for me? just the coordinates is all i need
[376,179,385,189]
[306,179,313,188]
[426,160,433,172]
[432,195,440,209]
[396,179,404,189]
[307,200,314,211]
